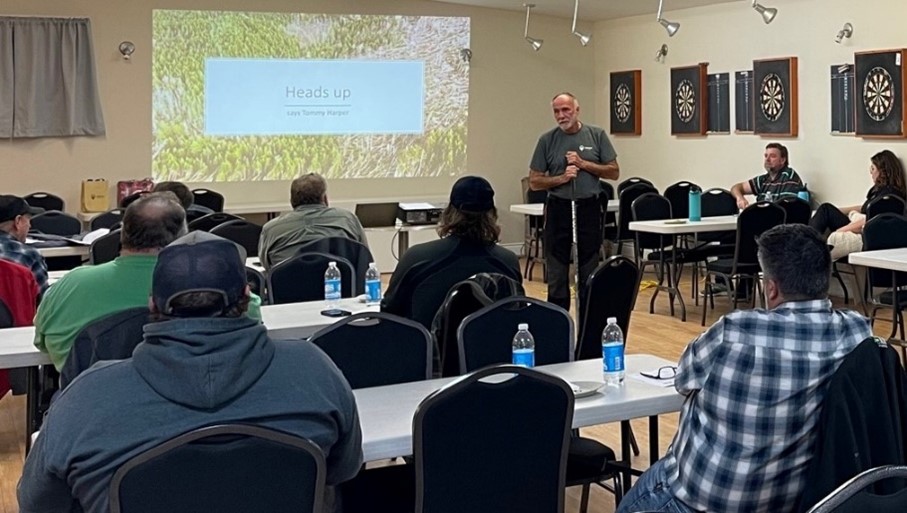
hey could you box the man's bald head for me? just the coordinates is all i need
[120,192,188,252]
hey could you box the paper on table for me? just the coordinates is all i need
[628,372,675,388]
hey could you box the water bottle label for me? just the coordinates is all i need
[365,280,382,303]
[602,343,624,373]
[512,348,535,368]
[324,279,341,299]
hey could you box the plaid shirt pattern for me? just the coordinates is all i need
[663,300,871,512]
[0,232,48,294]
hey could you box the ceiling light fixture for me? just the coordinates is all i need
[656,0,680,37]
[752,0,778,24]
[523,4,543,51]
[571,0,592,47]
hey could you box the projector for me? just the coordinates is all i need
[397,202,444,225]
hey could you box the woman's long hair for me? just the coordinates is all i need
[872,149,907,199]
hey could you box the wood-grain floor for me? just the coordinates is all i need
[0,261,890,513]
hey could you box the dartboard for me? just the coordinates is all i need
[760,73,785,122]
[614,84,632,123]
[675,80,696,123]
[863,66,894,122]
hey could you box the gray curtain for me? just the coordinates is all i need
[0,17,105,138]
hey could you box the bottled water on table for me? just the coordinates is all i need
[324,261,342,308]
[365,262,382,305]
[602,317,625,386]
[512,323,535,368]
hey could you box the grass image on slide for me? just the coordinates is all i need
[152,10,469,182]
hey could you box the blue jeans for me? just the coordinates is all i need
[616,459,696,513]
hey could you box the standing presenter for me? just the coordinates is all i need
[529,92,620,311]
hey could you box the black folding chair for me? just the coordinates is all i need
[110,424,326,513]
[187,212,243,232]
[24,192,64,212]
[414,365,573,513]
[775,196,811,225]
[267,252,355,304]
[663,181,699,221]
[89,229,122,265]
[701,201,786,325]
[309,312,432,388]
[862,214,907,343]
[30,211,81,236]
[617,177,654,196]
[191,188,225,212]
[805,465,907,513]
[609,182,658,255]
[90,209,125,231]
[210,220,262,258]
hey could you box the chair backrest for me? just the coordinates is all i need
[89,229,122,265]
[0,298,13,329]
[120,191,150,209]
[90,209,125,231]
[577,257,640,361]
[866,194,906,220]
[187,212,243,232]
[109,424,326,513]
[700,187,737,217]
[24,192,64,212]
[30,211,81,236]
[267,252,355,304]
[245,266,267,304]
[294,237,374,295]
[617,176,654,196]
[210,220,262,258]
[632,193,673,252]
[60,307,149,388]
[616,182,658,242]
[775,196,812,225]
[432,273,525,377]
[414,365,572,513]
[309,312,432,388]
[805,465,907,513]
[600,180,617,226]
[731,201,787,269]
[191,188,225,212]
[862,214,907,289]
[457,296,574,374]
[395,246,521,330]
[663,181,699,220]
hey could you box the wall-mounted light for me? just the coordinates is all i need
[571,0,592,47]
[655,44,669,63]
[118,41,135,60]
[523,4,543,51]
[751,0,777,24]
[835,22,853,44]
[656,0,680,37]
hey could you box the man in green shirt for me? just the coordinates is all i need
[34,193,261,370]
[258,173,368,269]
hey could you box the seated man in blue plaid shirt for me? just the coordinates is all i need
[0,195,48,294]
[618,224,872,513]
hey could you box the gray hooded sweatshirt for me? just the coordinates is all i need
[18,316,362,513]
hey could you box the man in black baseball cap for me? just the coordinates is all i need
[0,195,48,293]
[381,175,522,331]
[20,230,364,513]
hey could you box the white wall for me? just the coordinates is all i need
[593,0,907,207]
[0,0,597,244]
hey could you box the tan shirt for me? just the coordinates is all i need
[258,204,368,269]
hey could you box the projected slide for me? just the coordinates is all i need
[152,10,469,182]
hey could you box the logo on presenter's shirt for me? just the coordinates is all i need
[578,145,595,152]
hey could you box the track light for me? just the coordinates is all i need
[656,0,680,37]
[571,0,592,46]
[523,4,543,51]
[752,0,777,24]
[835,22,853,44]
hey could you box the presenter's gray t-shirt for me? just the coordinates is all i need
[530,124,617,200]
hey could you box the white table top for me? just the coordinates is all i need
[35,245,89,259]
[224,202,291,215]
[0,298,379,369]
[629,214,739,235]
[848,247,907,273]
[355,354,683,462]
[510,200,618,216]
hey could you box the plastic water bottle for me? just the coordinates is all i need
[365,262,382,305]
[512,323,535,368]
[602,317,625,386]
[324,261,342,308]
[688,187,701,222]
